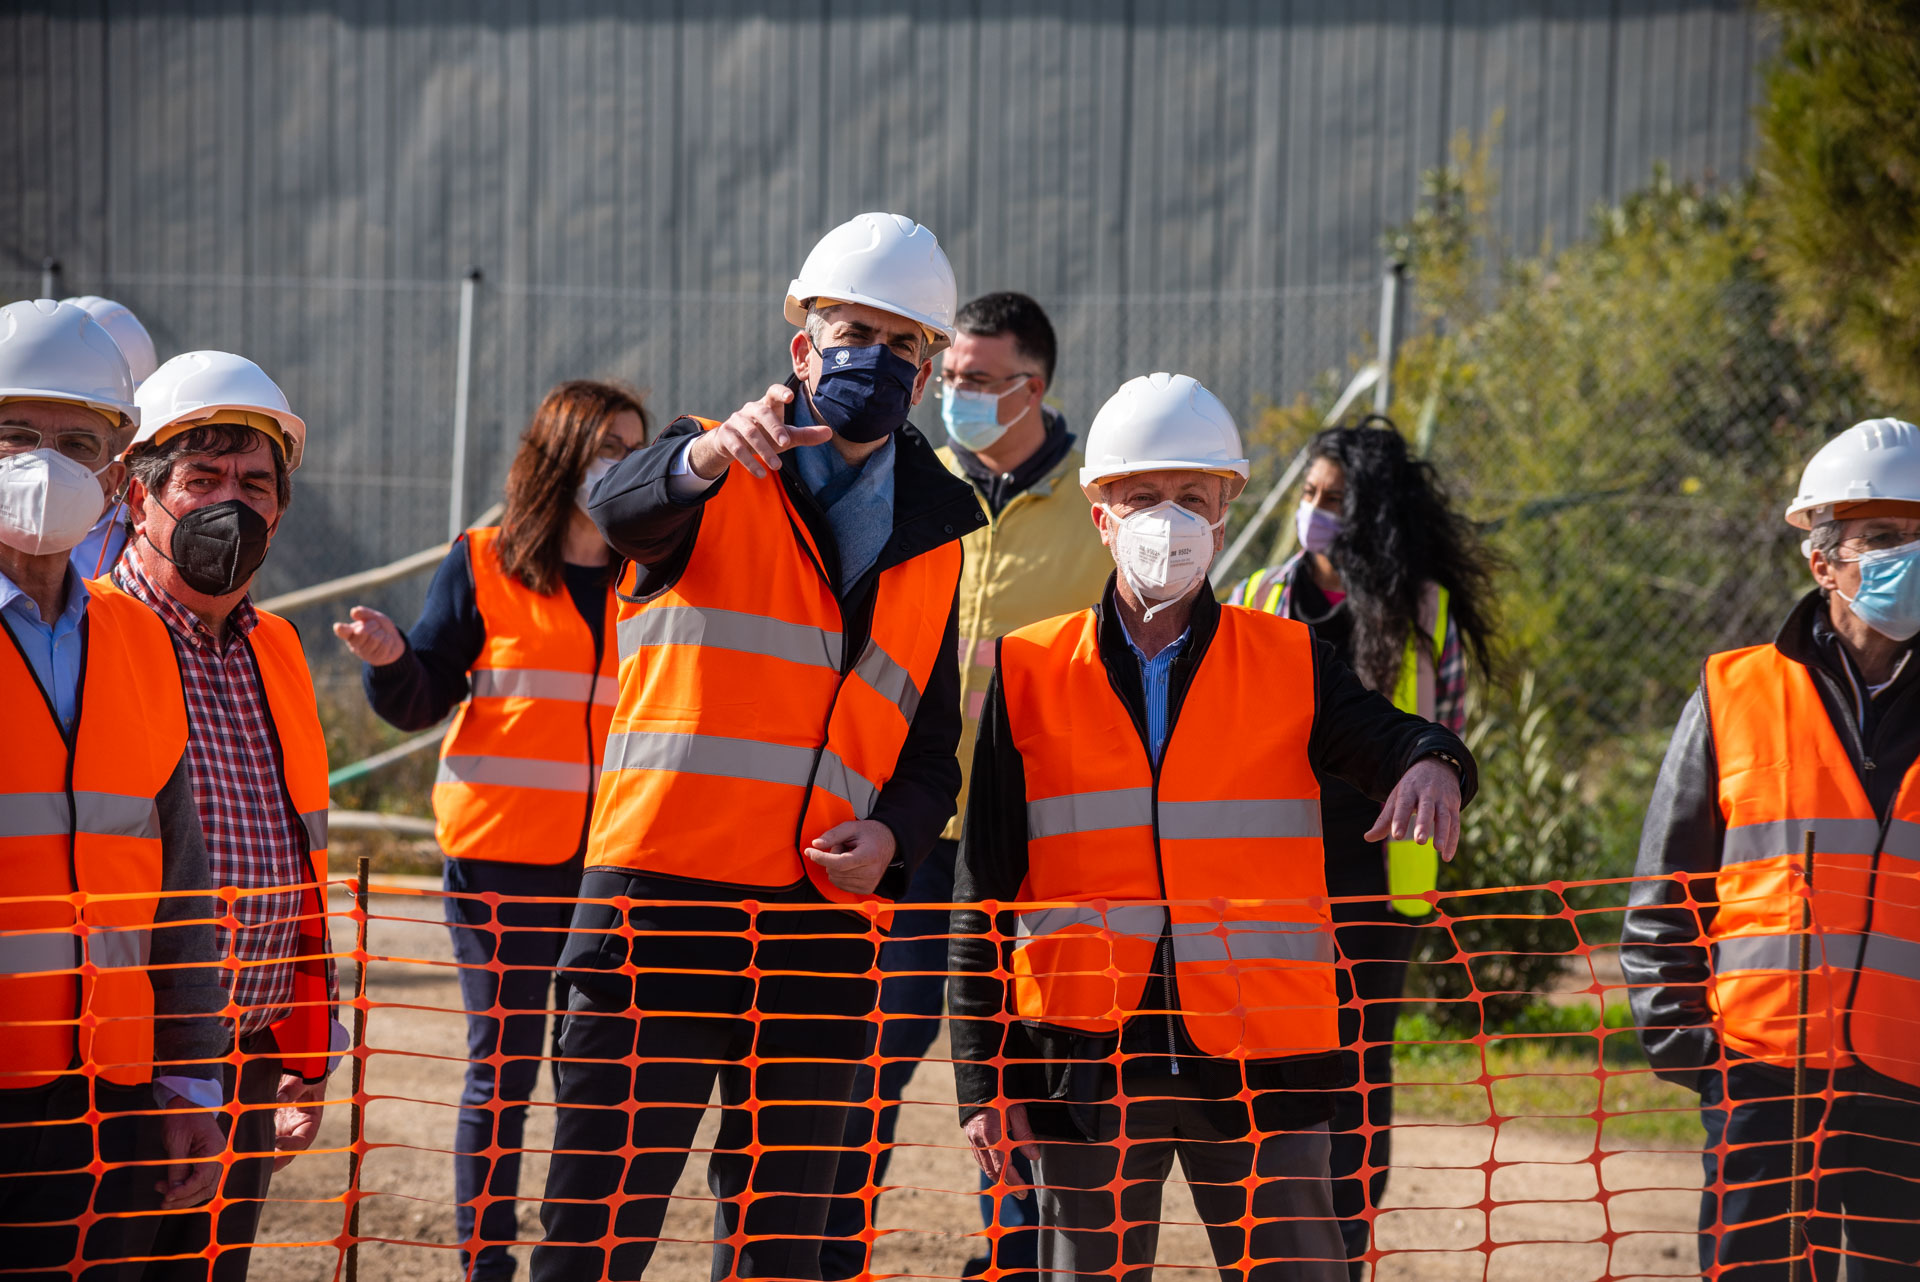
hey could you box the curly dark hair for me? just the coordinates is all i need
[1309,418,1503,693]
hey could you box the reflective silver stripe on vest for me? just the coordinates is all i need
[1710,931,1920,981]
[851,640,922,724]
[302,810,329,851]
[0,931,76,974]
[437,755,594,793]
[1721,818,1885,865]
[87,928,151,971]
[1171,919,1335,965]
[813,748,879,818]
[600,730,817,789]
[1027,788,1154,840]
[617,606,843,671]
[0,929,152,975]
[1881,819,1920,863]
[75,792,160,841]
[470,667,609,704]
[1013,903,1168,946]
[2,792,158,841]
[1159,799,1323,841]
[0,792,70,838]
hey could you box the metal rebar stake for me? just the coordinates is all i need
[1788,828,1815,1282]
[344,855,372,1282]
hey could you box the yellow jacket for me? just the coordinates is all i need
[938,438,1116,841]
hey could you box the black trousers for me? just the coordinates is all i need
[1328,896,1419,1279]
[0,1077,168,1281]
[1699,1062,1920,1282]
[533,884,877,1282]
[140,1041,284,1281]
[443,855,581,1282]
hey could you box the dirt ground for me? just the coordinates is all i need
[246,884,1705,1281]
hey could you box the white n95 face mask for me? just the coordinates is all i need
[576,456,617,513]
[1102,499,1224,621]
[0,447,107,557]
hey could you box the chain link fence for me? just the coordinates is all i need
[8,258,1871,859]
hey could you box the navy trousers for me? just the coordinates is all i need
[819,840,1038,1282]
[444,855,583,1281]
[1698,1062,1920,1282]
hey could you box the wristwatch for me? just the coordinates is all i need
[1423,749,1464,779]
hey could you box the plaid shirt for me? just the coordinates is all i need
[115,555,326,1035]
[1228,553,1469,734]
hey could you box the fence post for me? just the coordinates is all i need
[344,854,372,1282]
[1373,258,1405,414]
[447,268,482,542]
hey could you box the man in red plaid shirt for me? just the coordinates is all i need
[113,351,341,1282]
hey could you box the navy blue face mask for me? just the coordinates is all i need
[806,342,921,444]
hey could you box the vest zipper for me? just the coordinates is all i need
[1806,664,1891,1060]
[1102,629,1182,1075]
[780,502,859,860]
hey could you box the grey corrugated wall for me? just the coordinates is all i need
[2,0,1770,596]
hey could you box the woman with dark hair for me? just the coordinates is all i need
[333,379,648,1282]
[1227,418,1500,1281]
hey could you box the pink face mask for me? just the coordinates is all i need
[1295,501,1342,554]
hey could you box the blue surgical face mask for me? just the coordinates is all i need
[940,381,1027,453]
[1842,540,1920,641]
[807,342,920,444]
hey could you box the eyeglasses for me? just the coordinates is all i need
[937,369,1038,391]
[595,438,638,462]
[1834,530,1920,560]
[0,424,114,469]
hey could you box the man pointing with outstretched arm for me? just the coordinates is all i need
[534,213,984,1282]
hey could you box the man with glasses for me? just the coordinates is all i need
[0,299,228,1275]
[1625,417,1920,1281]
[820,292,1112,1282]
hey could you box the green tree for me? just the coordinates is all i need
[1756,1,1920,407]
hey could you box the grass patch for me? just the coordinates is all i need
[1392,1006,1704,1147]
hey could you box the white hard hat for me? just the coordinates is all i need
[784,212,958,355]
[1080,372,1249,500]
[59,296,158,386]
[1786,417,1920,530]
[0,298,139,430]
[133,351,307,472]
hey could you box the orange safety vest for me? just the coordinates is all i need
[589,419,963,904]
[432,527,617,865]
[1704,644,1920,1087]
[244,608,337,1080]
[0,581,188,1089]
[999,604,1338,1060]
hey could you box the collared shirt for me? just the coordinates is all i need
[0,564,90,731]
[114,553,319,1034]
[1117,615,1191,766]
[70,503,133,583]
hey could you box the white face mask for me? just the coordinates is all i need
[576,456,617,513]
[0,448,108,557]
[1101,498,1225,621]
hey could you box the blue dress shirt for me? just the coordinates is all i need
[0,564,91,731]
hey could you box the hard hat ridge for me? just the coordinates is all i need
[1787,416,1920,530]
[784,212,958,355]
[1080,372,1250,500]
[0,298,140,430]
[133,350,308,472]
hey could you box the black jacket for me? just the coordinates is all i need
[1622,588,1920,1097]
[947,579,1477,1136]
[583,383,987,901]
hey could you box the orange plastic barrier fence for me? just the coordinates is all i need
[1,870,1916,1281]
